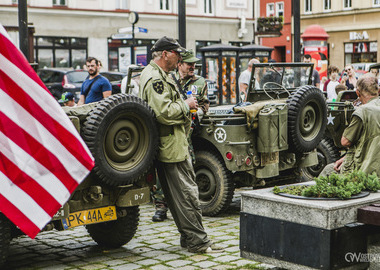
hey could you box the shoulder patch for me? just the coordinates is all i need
[152,80,164,94]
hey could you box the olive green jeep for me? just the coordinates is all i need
[192,63,329,216]
[121,64,330,217]
[0,94,158,265]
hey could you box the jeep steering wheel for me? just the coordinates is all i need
[263,82,291,100]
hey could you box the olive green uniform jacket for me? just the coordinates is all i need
[342,97,380,175]
[139,60,191,163]
[172,72,209,114]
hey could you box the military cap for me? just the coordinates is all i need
[151,36,186,53]
[180,50,200,63]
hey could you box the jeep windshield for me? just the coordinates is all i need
[247,63,314,102]
[250,63,313,90]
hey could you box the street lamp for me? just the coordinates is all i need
[128,11,139,64]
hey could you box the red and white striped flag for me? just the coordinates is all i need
[0,24,94,238]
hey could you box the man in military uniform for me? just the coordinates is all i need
[139,36,223,253]
[320,75,380,176]
[151,50,209,222]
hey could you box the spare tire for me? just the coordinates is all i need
[287,85,327,153]
[82,94,158,186]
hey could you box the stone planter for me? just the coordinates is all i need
[240,182,380,270]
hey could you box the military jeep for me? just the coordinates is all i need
[192,63,328,216]
[0,94,158,265]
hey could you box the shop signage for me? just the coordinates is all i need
[226,0,247,8]
[349,31,369,40]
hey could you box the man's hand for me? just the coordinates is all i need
[341,136,352,148]
[77,95,85,106]
[333,156,345,172]
[185,96,198,110]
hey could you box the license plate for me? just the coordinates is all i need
[261,152,279,165]
[61,206,117,229]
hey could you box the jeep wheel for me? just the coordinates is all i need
[82,94,159,186]
[86,206,139,248]
[0,214,11,267]
[301,138,341,180]
[287,85,327,152]
[194,150,234,217]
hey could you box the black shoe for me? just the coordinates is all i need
[152,210,167,222]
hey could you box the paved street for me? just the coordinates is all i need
[5,189,274,270]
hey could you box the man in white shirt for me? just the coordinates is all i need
[238,58,260,101]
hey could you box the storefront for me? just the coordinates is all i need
[344,39,377,66]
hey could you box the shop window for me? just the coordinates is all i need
[55,49,69,67]
[305,0,312,13]
[204,0,214,15]
[35,36,87,68]
[374,0,380,7]
[343,0,352,9]
[266,3,275,17]
[324,0,331,11]
[53,0,67,6]
[160,0,172,12]
[116,0,129,10]
[344,41,377,66]
[276,2,284,17]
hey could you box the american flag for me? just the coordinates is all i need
[0,24,94,238]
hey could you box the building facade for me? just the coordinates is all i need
[259,0,292,62]
[301,0,380,70]
[0,0,258,71]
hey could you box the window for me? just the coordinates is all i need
[374,0,380,7]
[266,3,275,16]
[204,0,214,15]
[116,0,129,9]
[305,0,312,13]
[53,0,67,6]
[160,0,171,11]
[34,36,87,68]
[276,2,284,17]
[343,0,352,9]
[324,0,331,11]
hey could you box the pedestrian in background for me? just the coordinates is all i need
[326,65,340,101]
[78,57,112,105]
[59,92,76,107]
[303,54,320,88]
[238,58,260,101]
[341,64,357,90]
[139,36,223,253]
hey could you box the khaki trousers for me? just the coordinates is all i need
[156,158,211,252]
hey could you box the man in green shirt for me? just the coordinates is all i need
[139,36,223,253]
[321,75,380,176]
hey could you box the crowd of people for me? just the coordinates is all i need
[321,63,380,101]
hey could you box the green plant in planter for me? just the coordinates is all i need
[273,170,380,199]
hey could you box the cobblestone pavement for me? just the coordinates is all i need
[5,189,274,270]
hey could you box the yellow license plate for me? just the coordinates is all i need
[62,206,117,229]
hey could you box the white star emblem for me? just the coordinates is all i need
[327,113,335,125]
[214,127,227,143]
